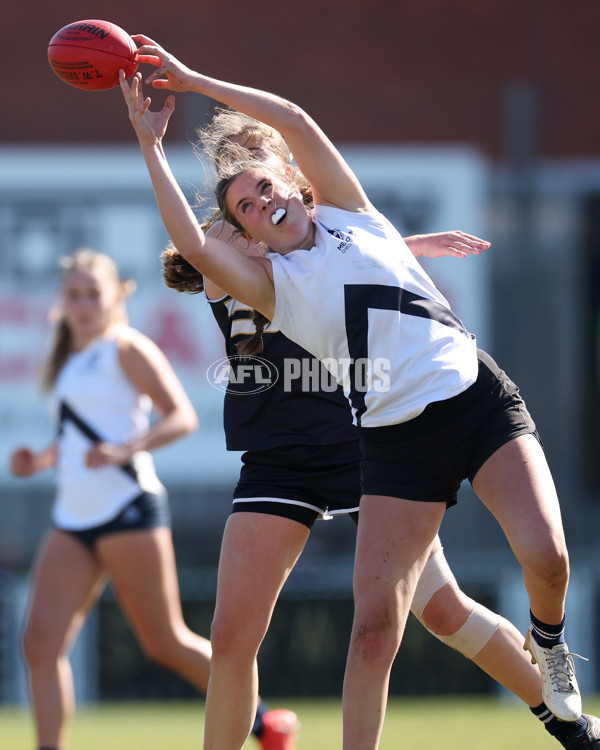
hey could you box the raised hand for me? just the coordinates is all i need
[132,34,198,92]
[406,230,490,259]
[119,70,176,146]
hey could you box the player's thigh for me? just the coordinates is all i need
[212,511,310,644]
[24,529,105,655]
[353,495,445,621]
[472,433,567,563]
[95,527,184,635]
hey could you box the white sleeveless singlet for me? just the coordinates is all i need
[51,327,165,529]
[269,205,479,428]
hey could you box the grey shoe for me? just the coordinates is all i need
[561,714,600,748]
[524,626,584,722]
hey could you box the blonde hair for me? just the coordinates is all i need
[39,249,135,391]
[195,107,312,229]
[196,107,292,177]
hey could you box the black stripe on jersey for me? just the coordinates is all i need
[343,284,471,425]
[210,297,246,357]
[208,296,233,340]
[231,309,253,321]
[58,400,138,481]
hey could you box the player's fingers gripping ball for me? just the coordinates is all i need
[48,19,138,91]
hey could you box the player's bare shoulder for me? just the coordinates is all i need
[115,325,163,368]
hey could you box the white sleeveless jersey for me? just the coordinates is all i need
[51,327,165,529]
[270,205,478,428]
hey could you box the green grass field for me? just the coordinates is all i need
[2,695,599,749]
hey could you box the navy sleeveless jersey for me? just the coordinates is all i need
[208,294,357,451]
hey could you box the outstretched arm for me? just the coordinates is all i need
[132,35,372,213]
[405,231,490,259]
[119,71,276,319]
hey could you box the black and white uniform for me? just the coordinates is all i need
[208,294,361,527]
[51,328,169,547]
[269,205,537,506]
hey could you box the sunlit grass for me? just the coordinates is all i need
[2,695,599,749]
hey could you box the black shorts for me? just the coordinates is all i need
[58,491,171,550]
[358,349,540,506]
[232,440,362,528]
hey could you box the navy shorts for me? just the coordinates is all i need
[232,440,362,528]
[358,349,540,506]
[58,491,171,550]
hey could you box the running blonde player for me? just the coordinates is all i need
[9,249,297,750]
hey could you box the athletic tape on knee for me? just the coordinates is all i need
[427,602,501,658]
[410,548,501,658]
[410,547,453,621]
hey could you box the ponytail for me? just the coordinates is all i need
[39,317,71,392]
[161,244,204,294]
[236,310,270,356]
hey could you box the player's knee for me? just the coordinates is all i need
[350,607,402,666]
[209,613,239,655]
[546,557,570,590]
[139,635,179,668]
[427,603,501,658]
[551,547,570,580]
[410,548,454,630]
[410,550,501,658]
[525,545,570,589]
[419,590,471,635]
[210,611,262,662]
[22,620,63,666]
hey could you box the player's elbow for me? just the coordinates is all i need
[279,100,315,137]
[178,406,199,436]
[185,410,199,435]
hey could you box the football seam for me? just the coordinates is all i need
[48,44,137,63]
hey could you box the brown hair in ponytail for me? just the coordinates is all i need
[161,241,271,355]
[236,310,270,356]
[160,242,204,294]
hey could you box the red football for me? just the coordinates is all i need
[48,19,138,91]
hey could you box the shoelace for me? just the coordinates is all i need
[545,650,589,693]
